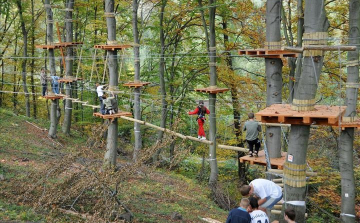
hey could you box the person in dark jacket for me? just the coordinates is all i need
[188,100,210,140]
[226,198,251,223]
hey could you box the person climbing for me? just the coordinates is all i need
[188,100,210,140]
[248,197,270,223]
[240,179,283,211]
[226,198,251,223]
[40,67,47,96]
[284,208,296,223]
[50,74,60,94]
[96,83,107,115]
[103,92,117,115]
[243,112,261,157]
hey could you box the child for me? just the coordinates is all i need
[188,100,210,140]
[243,112,261,157]
[248,197,269,223]
[103,93,117,115]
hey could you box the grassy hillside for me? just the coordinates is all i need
[0,109,228,222]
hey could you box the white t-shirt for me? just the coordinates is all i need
[250,210,269,223]
[96,85,104,97]
[250,179,282,199]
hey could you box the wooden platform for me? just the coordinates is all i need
[58,77,82,83]
[238,49,298,58]
[93,111,132,119]
[42,94,64,100]
[195,87,229,94]
[337,119,360,130]
[35,42,83,50]
[94,44,133,51]
[256,104,346,125]
[239,150,286,169]
[123,82,151,88]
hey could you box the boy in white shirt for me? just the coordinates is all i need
[240,179,282,210]
[248,197,269,223]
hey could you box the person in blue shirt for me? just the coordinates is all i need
[50,75,60,94]
[226,198,251,223]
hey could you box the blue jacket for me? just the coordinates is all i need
[226,207,251,223]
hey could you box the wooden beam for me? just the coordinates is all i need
[218,144,249,152]
[283,45,357,52]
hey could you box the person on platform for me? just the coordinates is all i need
[50,74,60,94]
[188,100,210,140]
[40,67,47,96]
[243,112,261,157]
[96,83,107,115]
[240,179,282,211]
[248,197,269,223]
[226,198,251,223]
[103,93,117,115]
[284,208,296,223]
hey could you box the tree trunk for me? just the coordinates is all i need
[265,0,282,159]
[208,0,218,186]
[289,0,304,102]
[154,0,168,162]
[103,0,119,167]
[49,99,58,138]
[16,0,30,117]
[222,19,246,181]
[132,0,142,162]
[62,0,75,135]
[30,0,37,118]
[284,1,328,222]
[45,0,58,138]
[338,1,359,222]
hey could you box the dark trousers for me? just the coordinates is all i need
[99,96,105,114]
[42,84,47,96]
[247,138,260,153]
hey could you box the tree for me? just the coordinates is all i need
[44,0,59,139]
[62,0,75,135]
[132,0,142,162]
[103,0,119,167]
[284,0,329,222]
[16,0,30,117]
[338,0,359,222]
[265,0,282,159]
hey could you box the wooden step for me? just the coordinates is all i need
[93,111,132,119]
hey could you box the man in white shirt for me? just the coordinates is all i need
[96,83,107,114]
[240,179,282,210]
[248,197,269,223]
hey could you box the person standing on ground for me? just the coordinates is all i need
[96,83,107,115]
[243,112,261,157]
[240,179,282,211]
[284,208,296,223]
[248,197,269,223]
[188,100,210,140]
[40,67,47,96]
[226,198,251,223]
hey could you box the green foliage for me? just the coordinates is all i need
[0,200,43,222]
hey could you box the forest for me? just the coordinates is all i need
[0,0,359,222]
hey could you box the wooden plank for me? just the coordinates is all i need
[239,150,286,169]
[218,144,249,152]
[93,111,132,119]
[195,87,229,94]
[94,44,133,50]
[256,104,346,126]
[42,95,64,100]
[123,82,151,88]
